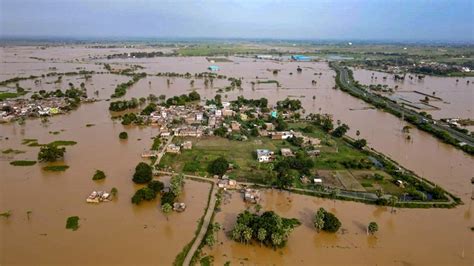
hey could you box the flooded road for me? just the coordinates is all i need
[1,46,473,265]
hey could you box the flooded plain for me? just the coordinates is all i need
[1,46,473,265]
[351,67,474,120]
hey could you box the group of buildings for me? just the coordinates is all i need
[0,98,67,122]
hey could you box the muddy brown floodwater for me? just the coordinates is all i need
[1,46,473,265]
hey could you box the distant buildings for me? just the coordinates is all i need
[291,55,311,62]
[208,65,220,71]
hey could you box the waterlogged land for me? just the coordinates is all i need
[1,45,473,265]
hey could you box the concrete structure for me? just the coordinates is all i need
[291,55,311,61]
[281,148,294,157]
[256,149,274,163]
[208,65,220,71]
[182,141,193,150]
[166,144,181,154]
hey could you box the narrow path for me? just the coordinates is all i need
[182,181,217,266]
[152,135,174,168]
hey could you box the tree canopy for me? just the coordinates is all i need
[208,157,229,176]
[38,144,65,162]
[230,210,300,249]
[132,162,153,184]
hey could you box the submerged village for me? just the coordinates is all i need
[1,45,473,266]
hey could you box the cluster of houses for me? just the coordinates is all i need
[1,98,67,122]
[86,190,112,203]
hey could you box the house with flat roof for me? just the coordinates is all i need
[208,65,220,71]
[291,55,311,61]
[256,149,274,163]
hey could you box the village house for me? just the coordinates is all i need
[182,141,192,150]
[166,144,181,154]
[256,149,274,162]
[281,148,294,157]
[271,131,294,140]
[244,188,261,203]
[264,122,275,131]
[231,121,241,131]
[223,109,235,117]
[307,149,321,157]
[217,178,237,189]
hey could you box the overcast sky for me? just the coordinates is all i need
[1,0,473,42]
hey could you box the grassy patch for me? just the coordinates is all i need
[0,91,26,100]
[200,255,214,266]
[2,149,26,154]
[160,136,283,183]
[66,216,79,231]
[25,140,77,147]
[43,165,69,172]
[10,160,37,166]
[86,124,95,127]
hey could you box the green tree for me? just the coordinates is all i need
[92,170,106,180]
[313,208,325,232]
[257,228,267,245]
[208,157,229,176]
[332,124,350,138]
[132,162,153,184]
[389,196,398,213]
[271,232,283,247]
[352,139,367,149]
[368,222,379,235]
[242,226,253,244]
[162,203,172,221]
[188,90,201,101]
[38,144,65,162]
[170,174,185,196]
[147,180,164,193]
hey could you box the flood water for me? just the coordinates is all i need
[351,67,474,120]
[1,46,473,265]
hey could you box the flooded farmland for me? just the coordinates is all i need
[1,46,473,265]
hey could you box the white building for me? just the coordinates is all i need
[256,149,274,163]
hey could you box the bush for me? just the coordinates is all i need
[132,162,153,184]
[92,170,106,180]
[315,208,341,233]
[119,132,128,140]
[131,187,157,205]
[66,216,80,231]
[161,191,176,206]
[147,180,164,193]
[38,144,65,162]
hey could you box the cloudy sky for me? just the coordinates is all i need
[1,0,473,41]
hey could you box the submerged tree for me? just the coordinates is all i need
[368,222,379,235]
[38,144,65,162]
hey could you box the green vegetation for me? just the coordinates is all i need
[38,145,66,162]
[0,91,26,100]
[10,160,37,166]
[230,210,300,248]
[313,208,341,233]
[43,165,69,171]
[92,170,106,180]
[170,174,185,196]
[368,221,379,235]
[65,216,79,231]
[0,210,12,218]
[164,91,202,106]
[207,157,229,176]
[199,256,214,266]
[26,140,77,147]
[151,137,161,150]
[132,162,153,184]
[109,98,139,112]
[161,203,172,220]
[111,73,146,98]
[2,148,25,154]
[119,131,128,140]
[131,180,164,205]
[111,187,118,197]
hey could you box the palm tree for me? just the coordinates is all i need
[389,196,398,213]
[162,203,172,221]
[257,228,267,246]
